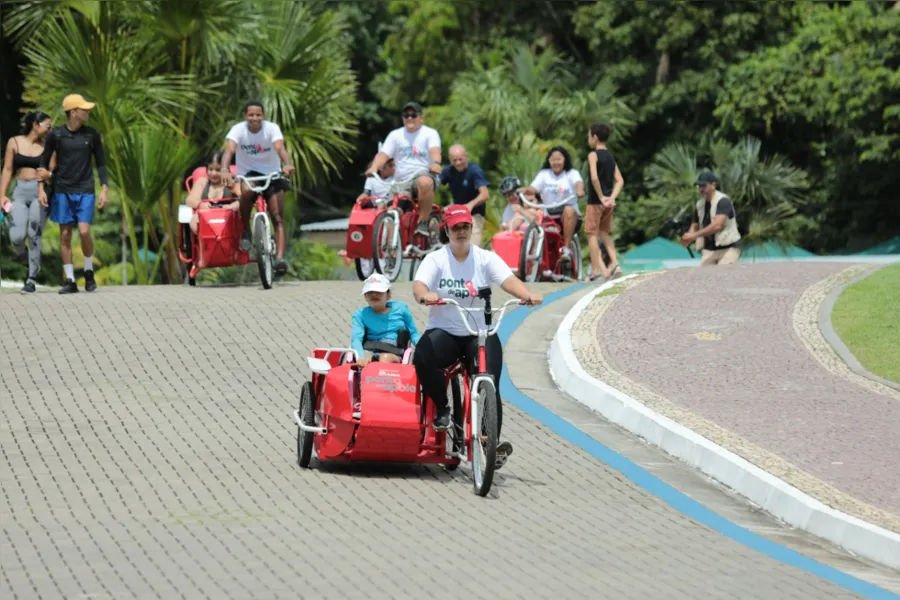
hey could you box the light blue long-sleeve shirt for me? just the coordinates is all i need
[350,301,421,357]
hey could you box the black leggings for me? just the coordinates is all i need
[413,328,504,436]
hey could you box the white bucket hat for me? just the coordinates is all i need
[361,273,391,295]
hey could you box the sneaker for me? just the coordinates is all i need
[21,279,36,294]
[560,246,573,258]
[495,441,514,470]
[59,279,78,294]
[274,259,288,276]
[240,230,252,252]
[414,221,430,237]
[432,406,452,431]
[84,270,97,292]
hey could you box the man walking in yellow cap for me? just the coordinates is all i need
[38,94,109,293]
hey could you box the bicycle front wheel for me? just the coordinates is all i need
[471,380,498,497]
[255,218,273,289]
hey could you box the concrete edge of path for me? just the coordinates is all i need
[818,263,900,393]
[546,273,900,571]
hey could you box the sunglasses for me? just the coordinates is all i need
[402,112,419,119]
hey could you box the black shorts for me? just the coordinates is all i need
[546,206,582,234]
[243,170,291,201]
[362,198,414,213]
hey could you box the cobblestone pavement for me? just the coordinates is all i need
[580,262,900,532]
[0,281,884,599]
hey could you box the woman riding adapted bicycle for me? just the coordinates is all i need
[412,205,543,468]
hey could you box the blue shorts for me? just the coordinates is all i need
[50,193,95,225]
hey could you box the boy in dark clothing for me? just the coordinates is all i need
[38,94,108,294]
[585,123,624,282]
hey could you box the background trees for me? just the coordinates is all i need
[2,0,897,283]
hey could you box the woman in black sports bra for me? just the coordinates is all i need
[184,152,241,234]
[1,111,55,293]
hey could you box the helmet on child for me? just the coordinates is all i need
[498,176,520,195]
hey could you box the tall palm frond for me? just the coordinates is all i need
[19,10,197,128]
[645,143,699,196]
[132,0,256,72]
[237,0,359,187]
[3,0,102,48]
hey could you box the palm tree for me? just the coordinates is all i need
[12,5,197,284]
[10,0,361,284]
[433,42,635,163]
[645,135,811,249]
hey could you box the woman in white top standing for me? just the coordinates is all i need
[520,146,584,260]
[412,205,543,468]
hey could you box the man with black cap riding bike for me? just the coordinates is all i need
[366,101,442,239]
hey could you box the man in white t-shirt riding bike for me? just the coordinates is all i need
[412,205,543,469]
[366,101,441,240]
[221,100,296,275]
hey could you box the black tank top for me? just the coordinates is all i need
[202,180,235,201]
[12,138,41,170]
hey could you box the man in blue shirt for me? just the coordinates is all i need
[439,144,489,247]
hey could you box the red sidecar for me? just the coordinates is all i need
[294,347,459,467]
[177,166,252,285]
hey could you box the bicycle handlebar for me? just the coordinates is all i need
[423,298,526,337]
[235,171,288,193]
[518,192,576,211]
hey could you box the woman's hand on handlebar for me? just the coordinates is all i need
[522,293,543,306]
[418,292,440,304]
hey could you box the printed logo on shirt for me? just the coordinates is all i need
[241,142,272,156]
[439,277,478,298]
[397,145,423,160]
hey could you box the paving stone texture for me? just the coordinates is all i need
[0,280,885,599]
[575,263,900,534]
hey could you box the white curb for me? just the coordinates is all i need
[548,274,900,570]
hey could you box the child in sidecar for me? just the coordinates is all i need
[184,153,241,234]
[350,273,420,367]
[497,176,540,232]
[355,158,396,207]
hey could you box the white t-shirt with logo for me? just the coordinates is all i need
[530,168,583,215]
[380,125,441,181]
[225,120,284,176]
[363,175,394,199]
[414,245,514,336]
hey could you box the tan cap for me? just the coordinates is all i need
[62,94,96,111]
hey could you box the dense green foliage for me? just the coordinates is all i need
[2,0,898,285]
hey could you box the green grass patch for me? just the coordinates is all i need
[596,286,624,298]
[831,263,900,384]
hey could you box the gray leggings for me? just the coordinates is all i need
[8,179,49,279]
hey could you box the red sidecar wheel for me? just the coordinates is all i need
[297,381,315,468]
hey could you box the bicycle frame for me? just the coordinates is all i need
[519,193,581,282]
[424,297,524,459]
[235,171,287,250]
[367,172,442,261]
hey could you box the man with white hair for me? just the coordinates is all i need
[439,144,490,247]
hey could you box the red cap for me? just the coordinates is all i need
[442,205,473,228]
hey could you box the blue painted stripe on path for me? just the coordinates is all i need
[498,283,898,600]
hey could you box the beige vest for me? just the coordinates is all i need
[696,191,741,251]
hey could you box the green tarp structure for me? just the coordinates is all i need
[856,236,900,255]
[620,237,697,271]
[738,241,815,262]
